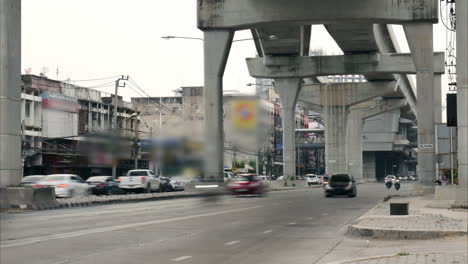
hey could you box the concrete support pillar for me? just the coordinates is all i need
[457,0,468,185]
[404,23,436,186]
[275,78,302,178]
[0,0,22,186]
[363,152,376,181]
[323,105,349,175]
[347,110,364,181]
[203,30,233,181]
[434,74,442,123]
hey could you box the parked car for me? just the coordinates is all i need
[20,175,46,187]
[86,176,121,195]
[36,174,90,198]
[227,174,265,195]
[324,173,357,198]
[159,176,173,192]
[169,175,197,191]
[306,174,321,185]
[118,170,161,193]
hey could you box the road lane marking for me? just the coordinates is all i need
[171,256,192,261]
[307,218,314,220]
[225,240,240,246]
[263,230,273,234]
[289,222,296,225]
[0,206,263,248]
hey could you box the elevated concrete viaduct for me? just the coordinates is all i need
[0,1,455,191]
[197,0,441,184]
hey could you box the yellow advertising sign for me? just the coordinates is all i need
[232,100,257,130]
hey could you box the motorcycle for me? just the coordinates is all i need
[394,180,401,190]
[385,180,393,189]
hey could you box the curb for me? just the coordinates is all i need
[2,186,315,212]
[326,251,468,264]
[346,224,467,240]
[346,195,467,240]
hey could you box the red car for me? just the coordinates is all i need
[227,174,265,195]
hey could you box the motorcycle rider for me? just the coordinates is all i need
[394,176,401,190]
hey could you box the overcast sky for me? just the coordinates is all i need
[22,0,450,103]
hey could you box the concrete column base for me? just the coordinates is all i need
[434,185,468,208]
[411,184,436,196]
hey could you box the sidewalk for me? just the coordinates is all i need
[347,196,467,239]
[330,252,467,264]
[321,192,468,264]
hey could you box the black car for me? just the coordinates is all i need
[159,176,173,192]
[324,173,357,198]
[86,176,121,195]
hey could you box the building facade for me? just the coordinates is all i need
[21,75,142,179]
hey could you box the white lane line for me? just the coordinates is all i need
[225,240,240,246]
[289,222,296,225]
[307,218,314,220]
[263,230,273,234]
[0,205,263,248]
[171,256,192,261]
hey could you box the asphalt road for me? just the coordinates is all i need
[0,183,401,264]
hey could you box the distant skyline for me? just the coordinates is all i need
[22,0,449,106]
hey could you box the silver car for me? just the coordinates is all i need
[36,174,90,198]
[170,176,198,191]
[20,175,46,187]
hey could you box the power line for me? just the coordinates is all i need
[63,75,121,83]
[126,83,147,98]
[127,78,199,119]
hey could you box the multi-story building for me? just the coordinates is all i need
[21,75,142,178]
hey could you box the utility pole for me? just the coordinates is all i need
[112,75,129,179]
[134,115,140,169]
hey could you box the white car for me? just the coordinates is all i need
[258,175,270,186]
[36,174,90,198]
[306,174,321,185]
[118,169,161,193]
[170,175,198,191]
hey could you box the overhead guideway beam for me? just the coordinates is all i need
[198,0,438,30]
[246,52,444,78]
[300,81,398,107]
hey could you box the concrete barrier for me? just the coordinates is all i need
[434,185,468,208]
[184,182,227,193]
[268,180,309,188]
[0,187,58,210]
